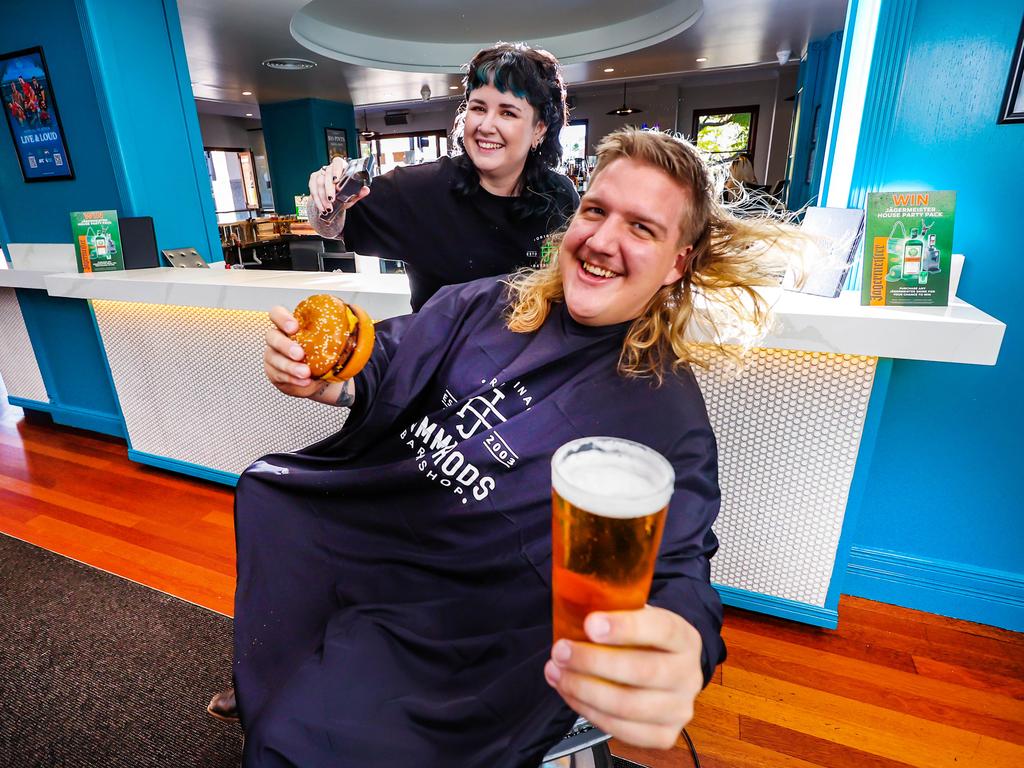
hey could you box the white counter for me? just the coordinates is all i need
[44,267,413,319]
[41,267,1005,366]
[0,269,52,290]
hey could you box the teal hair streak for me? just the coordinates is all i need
[471,63,528,100]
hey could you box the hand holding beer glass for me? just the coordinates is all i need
[551,437,675,643]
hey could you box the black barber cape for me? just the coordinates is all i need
[342,156,578,311]
[233,277,725,768]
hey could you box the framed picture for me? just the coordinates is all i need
[325,127,348,162]
[999,20,1024,124]
[1,46,74,181]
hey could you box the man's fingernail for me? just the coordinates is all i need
[544,661,562,683]
[587,615,610,640]
[291,345,303,358]
[552,640,571,664]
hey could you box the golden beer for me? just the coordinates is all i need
[551,437,675,643]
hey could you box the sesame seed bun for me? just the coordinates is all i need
[290,294,374,381]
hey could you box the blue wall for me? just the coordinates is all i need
[261,98,356,213]
[0,0,123,249]
[845,0,1023,629]
[0,0,124,436]
[0,0,215,437]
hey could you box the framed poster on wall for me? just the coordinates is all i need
[0,46,74,181]
[998,20,1024,124]
[325,127,348,162]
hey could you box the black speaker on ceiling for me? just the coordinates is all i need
[384,111,409,126]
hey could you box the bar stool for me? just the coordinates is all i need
[540,717,613,767]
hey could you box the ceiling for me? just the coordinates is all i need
[183,0,848,118]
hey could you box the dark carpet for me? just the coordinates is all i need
[0,534,242,767]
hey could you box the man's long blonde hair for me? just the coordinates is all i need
[506,129,803,381]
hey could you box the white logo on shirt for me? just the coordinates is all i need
[456,388,508,439]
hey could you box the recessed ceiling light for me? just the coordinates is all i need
[449,85,459,90]
[603,67,615,73]
[242,90,253,96]
[245,113,253,117]
[383,92,394,99]
[262,57,316,71]
[695,57,708,63]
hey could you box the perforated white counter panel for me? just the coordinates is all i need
[92,301,347,474]
[694,350,876,606]
[94,299,876,609]
[0,288,48,403]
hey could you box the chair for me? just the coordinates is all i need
[540,717,613,767]
[289,239,325,271]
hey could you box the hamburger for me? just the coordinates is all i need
[290,294,375,382]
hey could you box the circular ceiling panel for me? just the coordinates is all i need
[291,0,704,73]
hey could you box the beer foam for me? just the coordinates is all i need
[552,438,674,519]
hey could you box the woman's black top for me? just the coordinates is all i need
[342,156,578,311]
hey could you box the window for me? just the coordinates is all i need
[559,119,589,163]
[691,106,759,163]
[359,130,449,176]
[205,148,261,223]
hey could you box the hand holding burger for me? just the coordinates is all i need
[263,295,374,401]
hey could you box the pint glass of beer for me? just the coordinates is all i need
[551,437,675,643]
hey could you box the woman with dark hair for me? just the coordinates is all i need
[306,41,578,313]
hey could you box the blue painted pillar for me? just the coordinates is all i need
[260,99,357,213]
[74,0,220,262]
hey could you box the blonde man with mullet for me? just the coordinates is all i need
[508,129,792,376]
[238,130,803,767]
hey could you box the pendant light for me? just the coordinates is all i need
[607,82,642,116]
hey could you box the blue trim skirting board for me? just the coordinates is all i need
[50,403,125,438]
[9,395,124,438]
[846,547,1024,632]
[127,449,239,487]
[714,584,838,629]
[7,396,53,413]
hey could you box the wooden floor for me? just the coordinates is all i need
[1,403,1022,767]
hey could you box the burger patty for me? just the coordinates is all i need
[332,324,360,376]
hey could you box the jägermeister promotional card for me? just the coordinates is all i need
[70,210,123,273]
[861,191,955,307]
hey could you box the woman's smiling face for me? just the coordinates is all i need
[462,82,546,194]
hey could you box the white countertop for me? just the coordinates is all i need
[35,267,1007,366]
[0,268,51,290]
[757,289,1004,365]
[44,267,414,321]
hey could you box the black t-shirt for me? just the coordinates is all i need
[342,156,578,311]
